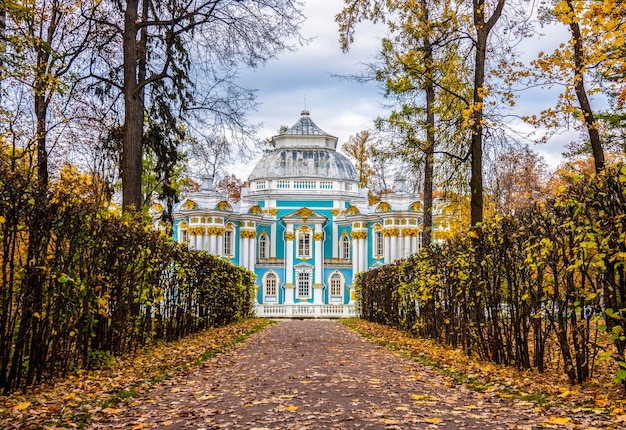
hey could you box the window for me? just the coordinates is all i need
[340,235,350,259]
[223,229,233,256]
[258,233,269,259]
[256,181,266,190]
[297,231,311,259]
[297,271,311,298]
[374,230,384,258]
[293,180,316,189]
[319,181,333,189]
[264,272,277,296]
[277,180,290,189]
[180,228,189,245]
[330,272,343,297]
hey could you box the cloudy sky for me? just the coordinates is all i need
[234,0,586,179]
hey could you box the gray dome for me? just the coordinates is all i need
[249,148,358,181]
[249,111,358,182]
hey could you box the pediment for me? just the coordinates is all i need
[281,207,327,223]
[294,262,315,271]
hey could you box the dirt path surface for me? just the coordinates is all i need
[91,320,612,429]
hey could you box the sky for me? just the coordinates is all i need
[233,0,589,179]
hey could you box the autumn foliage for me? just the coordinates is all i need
[0,154,255,393]
[356,164,626,386]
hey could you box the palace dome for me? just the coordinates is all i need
[248,111,358,182]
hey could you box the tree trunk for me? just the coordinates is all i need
[122,0,144,211]
[566,0,604,173]
[470,0,505,225]
[422,5,434,247]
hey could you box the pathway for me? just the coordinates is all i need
[91,320,612,429]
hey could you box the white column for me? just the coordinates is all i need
[359,232,369,272]
[209,233,217,255]
[384,234,391,263]
[270,223,277,258]
[241,235,249,268]
[413,233,419,252]
[248,235,256,273]
[332,221,338,258]
[284,225,294,304]
[390,233,397,262]
[352,235,359,277]
[313,224,324,305]
[404,233,412,258]
[217,233,224,257]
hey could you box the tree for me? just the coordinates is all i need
[338,0,529,226]
[90,1,305,211]
[488,145,549,216]
[215,173,245,203]
[525,0,626,173]
[1,0,98,189]
[341,130,376,188]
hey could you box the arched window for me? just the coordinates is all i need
[179,222,189,246]
[223,224,235,256]
[329,272,344,297]
[373,227,384,258]
[264,272,278,297]
[258,233,269,259]
[297,229,311,259]
[340,235,350,260]
[297,270,311,298]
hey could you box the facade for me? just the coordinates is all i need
[171,111,424,318]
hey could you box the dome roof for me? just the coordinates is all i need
[248,111,358,182]
[248,148,358,181]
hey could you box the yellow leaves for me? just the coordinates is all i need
[422,416,442,423]
[543,416,570,425]
[198,394,215,400]
[13,401,31,411]
[284,404,299,412]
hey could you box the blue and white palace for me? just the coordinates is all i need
[171,111,424,318]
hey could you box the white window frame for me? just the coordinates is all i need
[340,235,350,260]
[296,270,312,299]
[263,271,278,298]
[374,230,384,258]
[223,228,234,256]
[329,272,344,298]
[297,230,311,259]
[258,233,269,259]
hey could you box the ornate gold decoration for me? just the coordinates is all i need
[249,205,263,215]
[216,201,232,211]
[285,232,295,240]
[215,217,223,223]
[179,221,188,228]
[269,208,278,216]
[260,229,267,236]
[383,228,399,237]
[384,219,393,225]
[298,225,311,233]
[150,203,163,213]
[295,207,313,222]
[395,219,400,225]
[188,226,206,236]
[344,205,359,216]
[331,208,340,217]
[226,222,236,229]
[409,201,422,211]
[247,221,255,227]
[409,219,417,225]
[240,230,257,239]
[313,232,323,241]
[351,231,367,239]
[373,223,383,231]
[401,219,407,225]
[191,217,198,223]
[402,228,417,236]
[376,202,392,212]
[207,226,225,235]
[181,200,197,210]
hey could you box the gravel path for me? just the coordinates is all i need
[91,320,613,429]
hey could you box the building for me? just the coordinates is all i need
[171,110,424,318]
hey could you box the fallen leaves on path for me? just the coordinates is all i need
[343,318,626,423]
[0,318,272,428]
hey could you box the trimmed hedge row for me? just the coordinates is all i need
[356,164,626,384]
[0,164,255,393]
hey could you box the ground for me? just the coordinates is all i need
[87,320,616,429]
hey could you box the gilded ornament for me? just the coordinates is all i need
[285,232,295,240]
[313,232,323,241]
[269,208,278,216]
[331,208,340,216]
